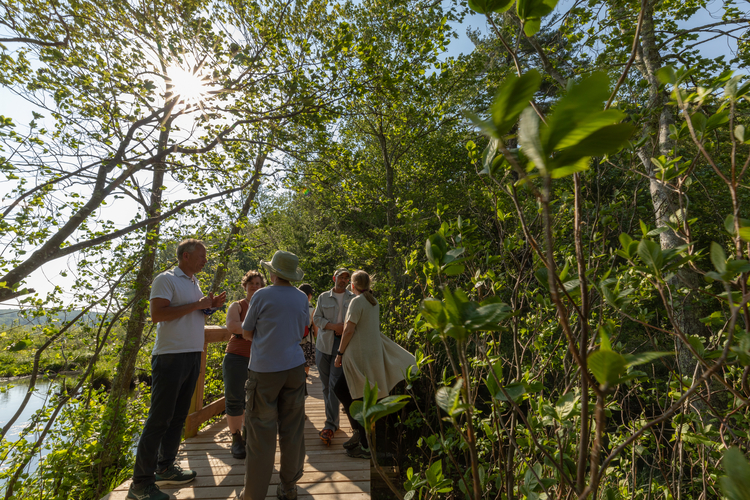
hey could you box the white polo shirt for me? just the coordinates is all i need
[150,267,206,355]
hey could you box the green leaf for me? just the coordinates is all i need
[426,233,448,266]
[516,0,558,36]
[549,157,590,178]
[465,301,513,330]
[618,233,636,259]
[690,113,707,135]
[705,111,729,132]
[552,124,635,169]
[426,460,443,487]
[519,107,546,173]
[490,71,542,137]
[436,379,465,416]
[442,263,465,276]
[740,227,750,242]
[464,110,501,139]
[554,109,626,150]
[598,322,613,350]
[485,359,505,399]
[725,214,737,235]
[637,239,663,271]
[420,299,446,331]
[734,125,745,143]
[555,391,579,420]
[687,335,706,358]
[543,72,611,152]
[719,447,750,500]
[710,242,727,274]
[468,0,515,14]
[623,351,674,367]
[588,349,627,387]
[497,382,526,402]
[657,66,677,85]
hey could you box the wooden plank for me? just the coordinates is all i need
[174,454,371,467]
[110,470,369,491]
[105,491,369,500]
[180,436,356,452]
[104,482,369,500]
[185,397,227,437]
[204,326,231,343]
[185,461,372,477]
[102,364,370,500]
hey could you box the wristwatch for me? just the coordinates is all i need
[337,350,345,356]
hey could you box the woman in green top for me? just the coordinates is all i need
[334,270,416,458]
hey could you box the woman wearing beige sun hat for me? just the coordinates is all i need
[238,250,309,500]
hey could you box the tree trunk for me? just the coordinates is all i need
[210,153,266,294]
[376,123,400,336]
[632,0,710,406]
[94,119,171,493]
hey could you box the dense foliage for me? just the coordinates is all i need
[2,0,750,498]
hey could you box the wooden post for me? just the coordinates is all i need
[184,326,232,438]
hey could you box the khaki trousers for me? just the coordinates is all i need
[241,364,306,500]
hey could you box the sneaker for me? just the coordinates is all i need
[155,463,197,486]
[319,428,334,446]
[127,483,169,500]
[276,482,298,500]
[342,429,360,450]
[346,445,371,459]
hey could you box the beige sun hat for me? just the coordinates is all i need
[261,250,305,282]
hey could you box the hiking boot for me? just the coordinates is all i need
[342,429,360,450]
[276,482,298,500]
[127,483,169,500]
[155,463,197,486]
[346,445,371,459]
[231,431,246,459]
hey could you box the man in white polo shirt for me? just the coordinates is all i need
[128,239,226,500]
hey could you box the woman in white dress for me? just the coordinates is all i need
[334,270,416,458]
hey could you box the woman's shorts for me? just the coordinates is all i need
[222,352,249,416]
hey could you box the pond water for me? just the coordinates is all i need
[0,377,61,486]
[0,377,58,440]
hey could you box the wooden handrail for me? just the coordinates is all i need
[184,325,233,438]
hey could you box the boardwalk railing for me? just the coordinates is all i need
[184,325,232,438]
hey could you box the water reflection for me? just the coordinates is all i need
[0,378,59,438]
[0,378,60,486]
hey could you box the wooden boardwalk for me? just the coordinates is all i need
[103,367,370,499]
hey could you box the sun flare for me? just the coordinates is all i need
[166,66,210,107]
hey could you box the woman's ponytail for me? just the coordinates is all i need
[352,270,377,306]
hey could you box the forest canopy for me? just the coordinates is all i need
[2,0,750,498]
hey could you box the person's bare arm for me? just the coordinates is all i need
[242,329,254,341]
[150,296,211,323]
[334,320,357,367]
[329,322,344,335]
[226,302,243,335]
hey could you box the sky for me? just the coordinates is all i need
[0,0,744,309]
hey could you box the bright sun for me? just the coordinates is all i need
[166,66,210,107]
